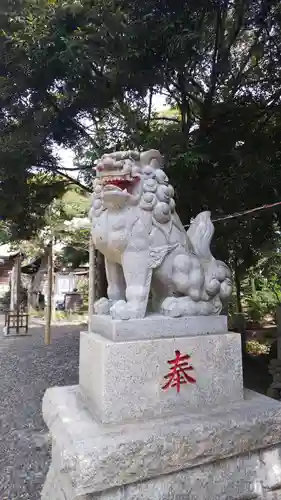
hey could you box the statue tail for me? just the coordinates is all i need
[187,211,232,301]
[186,211,214,261]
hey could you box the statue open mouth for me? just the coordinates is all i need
[102,175,139,194]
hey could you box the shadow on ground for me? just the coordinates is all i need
[243,355,272,395]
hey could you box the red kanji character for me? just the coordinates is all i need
[162,350,196,393]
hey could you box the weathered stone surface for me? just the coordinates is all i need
[93,452,263,500]
[79,331,243,423]
[90,149,232,320]
[42,386,281,497]
[42,448,281,500]
[41,466,69,500]
[42,436,281,499]
[260,446,281,490]
[264,492,281,500]
[90,314,228,341]
[42,457,281,500]
[43,453,263,500]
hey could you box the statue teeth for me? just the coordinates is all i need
[99,172,134,183]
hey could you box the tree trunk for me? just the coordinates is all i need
[29,251,48,309]
[15,254,21,314]
[10,254,21,312]
[250,277,256,297]
[95,250,107,300]
[44,241,53,345]
[234,262,242,313]
[234,260,247,354]
[88,237,95,331]
[10,263,16,311]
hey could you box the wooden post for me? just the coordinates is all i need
[10,264,15,311]
[15,254,21,312]
[16,255,20,332]
[27,280,32,316]
[88,236,95,332]
[10,260,17,312]
[9,254,22,333]
[45,240,53,345]
[52,271,56,322]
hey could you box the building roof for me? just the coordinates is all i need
[21,256,61,275]
[21,257,42,274]
[0,244,20,259]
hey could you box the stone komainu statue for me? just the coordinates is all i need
[90,149,232,320]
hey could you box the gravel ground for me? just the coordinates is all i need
[0,317,271,500]
[0,319,81,500]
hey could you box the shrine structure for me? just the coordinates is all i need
[42,150,281,500]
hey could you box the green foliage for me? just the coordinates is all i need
[234,240,281,322]
[246,340,271,356]
[59,188,90,218]
[52,310,88,324]
[58,244,89,268]
[2,0,281,274]
[55,188,90,267]
[6,174,68,240]
[245,291,277,323]
[14,183,90,271]
[0,0,93,237]
[76,276,89,307]
[0,222,9,244]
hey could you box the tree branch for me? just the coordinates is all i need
[226,1,245,51]
[230,3,274,97]
[253,89,281,135]
[150,116,180,123]
[147,87,153,127]
[185,76,205,96]
[55,170,93,193]
[208,7,222,104]
[46,93,97,146]
[57,165,93,172]
[167,77,203,107]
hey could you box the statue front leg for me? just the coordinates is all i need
[110,250,152,320]
[94,259,126,315]
[106,259,126,302]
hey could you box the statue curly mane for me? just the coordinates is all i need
[138,159,176,224]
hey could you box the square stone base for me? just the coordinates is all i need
[79,330,243,423]
[90,314,228,341]
[41,386,281,500]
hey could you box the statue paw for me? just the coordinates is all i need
[160,297,183,317]
[94,297,111,315]
[110,300,143,320]
[161,296,222,317]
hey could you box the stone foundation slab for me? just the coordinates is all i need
[42,448,281,500]
[41,386,281,499]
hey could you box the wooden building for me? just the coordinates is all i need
[0,244,21,302]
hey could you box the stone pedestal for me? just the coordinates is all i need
[41,315,281,500]
[79,330,242,424]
